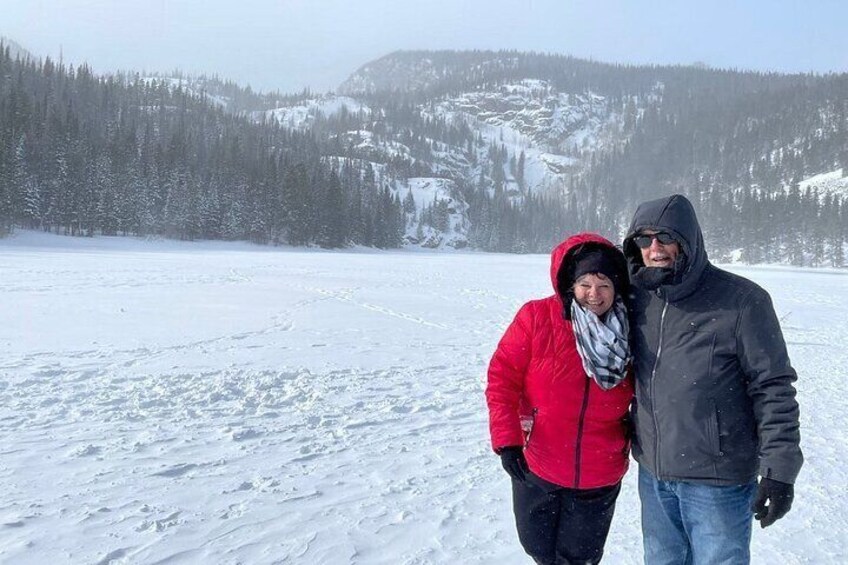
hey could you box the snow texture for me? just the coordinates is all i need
[397,177,468,249]
[1,230,845,563]
[798,168,848,199]
[264,96,370,130]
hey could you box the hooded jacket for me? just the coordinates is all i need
[622,194,803,485]
[486,233,634,489]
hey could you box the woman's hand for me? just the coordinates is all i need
[499,446,529,482]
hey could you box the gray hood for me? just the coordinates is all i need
[623,194,709,302]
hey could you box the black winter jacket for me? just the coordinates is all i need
[623,194,803,485]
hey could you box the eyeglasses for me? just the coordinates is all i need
[633,232,676,249]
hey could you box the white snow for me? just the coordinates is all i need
[429,81,631,197]
[396,177,468,249]
[402,178,456,211]
[1,230,845,563]
[798,168,848,199]
[264,96,370,130]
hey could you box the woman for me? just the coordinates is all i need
[486,233,633,564]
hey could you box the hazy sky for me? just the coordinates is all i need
[2,0,847,94]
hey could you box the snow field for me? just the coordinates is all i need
[0,231,845,563]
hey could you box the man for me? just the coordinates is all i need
[622,194,803,565]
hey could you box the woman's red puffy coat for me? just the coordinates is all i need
[486,233,634,489]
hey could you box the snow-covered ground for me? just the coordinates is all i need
[1,231,845,564]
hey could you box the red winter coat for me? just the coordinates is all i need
[486,233,634,489]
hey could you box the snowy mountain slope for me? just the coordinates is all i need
[115,49,846,258]
[261,96,371,130]
[1,231,845,563]
[135,71,299,114]
[434,80,626,154]
[261,78,643,249]
[337,52,520,96]
[138,76,231,109]
[334,51,848,250]
[263,95,475,249]
[321,154,471,249]
[3,39,845,260]
[798,168,848,199]
[267,81,638,193]
[397,177,469,249]
[427,79,640,196]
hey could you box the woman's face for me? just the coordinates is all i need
[573,273,615,316]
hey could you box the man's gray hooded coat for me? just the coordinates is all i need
[623,194,803,485]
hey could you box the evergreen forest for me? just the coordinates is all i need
[1,45,847,265]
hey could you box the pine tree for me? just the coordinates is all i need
[402,188,416,215]
[517,150,526,191]
[318,169,346,248]
[14,137,41,229]
[286,163,312,246]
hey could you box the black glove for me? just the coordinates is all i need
[752,477,794,528]
[499,446,529,482]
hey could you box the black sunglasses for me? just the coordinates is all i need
[633,232,676,249]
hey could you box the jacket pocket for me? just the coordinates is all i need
[707,401,722,457]
[673,331,716,383]
[521,408,538,449]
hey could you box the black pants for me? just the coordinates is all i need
[512,474,621,565]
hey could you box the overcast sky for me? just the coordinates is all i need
[2,0,847,94]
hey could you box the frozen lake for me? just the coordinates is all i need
[1,231,845,563]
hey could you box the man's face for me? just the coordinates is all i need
[637,230,680,268]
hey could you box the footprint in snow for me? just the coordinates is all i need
[70,444,102,457]
[135,511,182,532]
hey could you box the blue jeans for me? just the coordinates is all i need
[638,466,757,565]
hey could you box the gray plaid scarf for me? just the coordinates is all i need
[570,296,631,390]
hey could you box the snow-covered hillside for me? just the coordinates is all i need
[398,177,469,249]
[264,95,476,249]
[798,169,848,199]
[428,79,638,195]
[138,76,231,109]
[265,81,639,195]
[259,79,647,249]
[434,80,625,154]
[261,96,370,130]
[1,231,845,563]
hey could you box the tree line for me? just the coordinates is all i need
[2,44,846,265]
[344,50,848,264]
[0,44,404,248]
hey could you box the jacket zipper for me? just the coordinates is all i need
[573,376,591,488]
[650,297,669,477]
